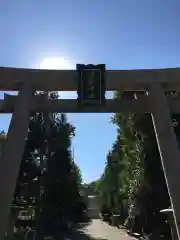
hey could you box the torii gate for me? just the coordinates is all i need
[0,66,180,239]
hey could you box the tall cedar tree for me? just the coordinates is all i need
[36,92,83,237]
[96,91,179,237]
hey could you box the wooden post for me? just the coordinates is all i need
[0,84,33,239]
[148,83,180,239]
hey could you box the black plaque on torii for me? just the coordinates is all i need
[76,64,106,106]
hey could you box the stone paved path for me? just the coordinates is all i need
[68,219,135,240]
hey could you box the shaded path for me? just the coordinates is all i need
[67,219,135,240]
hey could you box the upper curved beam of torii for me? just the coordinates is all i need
[0,66,180,91]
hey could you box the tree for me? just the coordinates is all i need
[5,91,84,238]
[13,93,45,208]
[35,94,84,238]
[97,91,174,237]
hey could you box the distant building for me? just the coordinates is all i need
[86,195,100,219]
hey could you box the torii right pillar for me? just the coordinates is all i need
[148,83,180,239]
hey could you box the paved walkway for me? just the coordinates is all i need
[68,219,135,240]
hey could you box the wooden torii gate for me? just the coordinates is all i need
[0,66,180,239]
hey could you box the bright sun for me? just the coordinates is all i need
[40,57,72,70]
[39,57,76,99]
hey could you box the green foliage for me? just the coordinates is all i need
[13,97,44,207]
[97,91,171,235]
[97,92,145,217]
[11,91,84,237]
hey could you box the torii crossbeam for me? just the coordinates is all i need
[0,66,180,239]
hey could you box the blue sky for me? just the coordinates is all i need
[0,0,180,183]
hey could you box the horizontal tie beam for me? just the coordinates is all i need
[0,94,179,113]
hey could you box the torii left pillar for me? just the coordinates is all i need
[0,83,33,240]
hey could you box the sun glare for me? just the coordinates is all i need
[39,57,76,99]
[40,57,72,70]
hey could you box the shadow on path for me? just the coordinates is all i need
[65,221,107,240]
[74,221,92,230]
[66,228,108,240]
